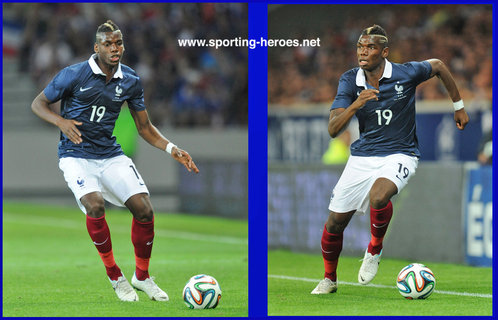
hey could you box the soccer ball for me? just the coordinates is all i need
[182,274,222,309]
[396,263,436,299]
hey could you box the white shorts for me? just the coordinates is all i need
[328,154,418,215]
[59,155,149,214]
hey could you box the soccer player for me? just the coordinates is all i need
[31,20,199,302]
[311,25,469,294]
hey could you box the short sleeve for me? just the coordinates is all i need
[127,78,146,111]
[331,73,355,110]
[43,67,75,103]
[407,61,432,85]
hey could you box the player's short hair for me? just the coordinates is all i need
[96,20,121,42]
[360,24,388,47]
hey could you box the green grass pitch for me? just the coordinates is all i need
[268,250,492,316]
[3,201,248,317]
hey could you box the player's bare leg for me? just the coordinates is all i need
[82,192,138,301]
[312,210,355,294]
[358,178,397,284]
[126,193,169,301]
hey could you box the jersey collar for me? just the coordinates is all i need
[88,53,123,79]
[356,59,392,89]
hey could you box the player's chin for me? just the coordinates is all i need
[359,64,375,72]
[358,63,369,70]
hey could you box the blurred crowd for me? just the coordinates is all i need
[268,4,492,107]
[6,3,248,127]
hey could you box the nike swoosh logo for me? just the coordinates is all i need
[372,223,387,229]
[80,86,93,92]
[93,237,109,246]
[320,244,334,254]
[146,241,153,246]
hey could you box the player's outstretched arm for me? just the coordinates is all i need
[31,91,83,144]
[427,59,469,130]
[130,109,199,173]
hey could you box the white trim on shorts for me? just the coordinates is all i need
[328,153,418,215]
[58,155,149,214]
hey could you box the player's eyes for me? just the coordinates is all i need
[357,45,375,50]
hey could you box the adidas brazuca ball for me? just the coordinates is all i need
[396,263,436,299]
[182,274,222,309]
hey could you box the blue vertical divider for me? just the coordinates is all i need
[248,2,268,318]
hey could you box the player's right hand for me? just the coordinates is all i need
[172,148,200,174]
[355,89,379,108]
[56,118,83,144]
[454,109,469,130]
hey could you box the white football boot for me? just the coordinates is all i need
[358,249,382,285]
[311,278,338,294]
[131,273,169,301]
[109,273,139,301]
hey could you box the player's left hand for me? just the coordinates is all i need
[171,148,199,173]
[454,109,469,130]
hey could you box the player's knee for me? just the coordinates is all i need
[85,201,105,218]
[370,194,390,210]
[326,223,345,234]
[134,206,154,222]
[326,212,349,234]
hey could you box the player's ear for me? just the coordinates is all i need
[94,43,98,54]
[382,46,389,58]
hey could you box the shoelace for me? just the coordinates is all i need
[110,277,124,288]
[359,253,379,262]
[115,279,136,297]
[144,278,164,295]
[118,279,133,290]
[318,279,333,288]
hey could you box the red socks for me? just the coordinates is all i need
[320,202,393,280]
[131,217,155,281]
[86,214,155,281]
[368,201,393,255]
[320,225,343,282]
[86,215,121,280]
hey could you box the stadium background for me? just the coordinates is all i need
[3,3,248,218]
[268,4,492,266]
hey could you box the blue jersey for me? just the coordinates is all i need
[331,60,432,157]
[44,54,146,159]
